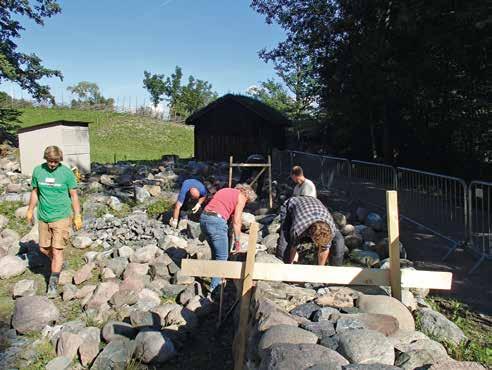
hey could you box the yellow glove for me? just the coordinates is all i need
[26,209,34,225]
[73,214,83,231]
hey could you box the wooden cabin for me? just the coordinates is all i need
[185,94,289,161]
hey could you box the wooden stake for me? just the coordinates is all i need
[386,190,402,301]
[268,155,273,209]
[234,222,258,370]
[229,156,233,188]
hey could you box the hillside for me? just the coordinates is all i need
[17,108,194,163]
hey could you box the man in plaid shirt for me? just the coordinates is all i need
[276,196,344,265]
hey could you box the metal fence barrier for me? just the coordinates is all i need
[350,160,397,211]
[468,181,492,273]
[271,149,490,273]
[397,167,468,256]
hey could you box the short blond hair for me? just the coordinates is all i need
[44,146,63,161]
[235,183,257,203]
[309,221,333,248]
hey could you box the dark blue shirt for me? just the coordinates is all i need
[178,179,207,204]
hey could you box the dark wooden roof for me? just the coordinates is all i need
[185,94,290,127]
[17,120,90,134]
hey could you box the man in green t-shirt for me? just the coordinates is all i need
[26,146,83,298]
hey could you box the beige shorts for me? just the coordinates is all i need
[38,217,71,250]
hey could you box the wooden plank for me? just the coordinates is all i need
[228,156,233,187]
[386,190,402,301]
[181,261,453,290]
[234,222,258,370]
[230,163,272,168]
[249,167,266,187]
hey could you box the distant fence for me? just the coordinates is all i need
[272,149,491,273]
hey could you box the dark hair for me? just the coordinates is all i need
[291,166,304,176]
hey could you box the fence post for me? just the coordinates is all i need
[386,190,402,301]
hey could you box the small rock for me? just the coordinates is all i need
[187,220,202,239]
[241,212,256,230]
[45,356,71,370]
[79,326,101,367]
[345,234,363,250]
[334,313,399,336]
[72,235,93,249]
[58,270,74,285]
[341,224,355,236]
[12,279,37,298]
[332,212,347,228]
[73,262,95,285]
[123,262,149,279]
[85,281,120,309]
[290,302,321,320]
[428,360,487,370]
[12,296,60,334]
[144,185,161,197]
[0,255,27,279]
[136,288,161,311]
[107,196,122,211]
[130,244,158,264]
[316,287,359,309]
[135,187,151,203]
[299,321,336,339]
[62,284,78,301]
[130,310,161,329]
[134,330,177,364]
[101,267,116,280]
[337,329,395,365]
[57,331,83,361]
[416,308,467,345]
[75,284,97,299]
[106,257,129,278]
[185,295,215,317]
[118,245,134,258]
[313,307,339,322]
[102,321,138,342]
[91,338,135,369]
[110,289,139,307]
[374,238,406,259]
[349,249,380,267]
[172,270,195,285]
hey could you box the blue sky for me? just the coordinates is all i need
[2,0,285,106]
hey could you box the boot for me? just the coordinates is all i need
[47,275,59,299]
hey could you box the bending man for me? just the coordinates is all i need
[276,196,344,266]
[169,178,207,228]
[27,146,82,298]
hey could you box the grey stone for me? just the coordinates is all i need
[91,338,136,370]
[395,348,449,370]
[130,310,161,329]
[56,331,83,361]
[349,249,380,267]
[300,321,336,339]
[79,326,101,366]
[172,270,195,285]
[332,212,347,228]
[135,187,151,203]
[178,282,201,306]
[337,329,395,365]
[130,244,158,264]
[12,296,60,334]
[108,196,123,211]
[258,324,319,356]
[357,294,415,331]
[187,220,203,239]
[110,289,138,307]
[123,262,149,279]
[134,330,177,364]
[102,321,138,342]
[334,313,399,336]
[341,224,355,236]
[12,279,37,297]
[165,306,198,331]
[241,212,256,230]
[290,302,321,320]
[186,295,216,317]
[255,297,301,332]
[260,343,349,370]
[75,284,97,299]
[45,356,71,370]
[0,214,9,229]
[73,262,95,285]
[58,270,74,285]
[345,234,363,250]
[343,365,400,370]
[365,213,384,231]
[387,329,429,348]
[85,281,120,309]
[428,360,487,370]
[0,255,27,279]
[118,246,134,258]
[313,307,339,322]
[62,284,78,301]
[72,234,93,249]
[320,335,340,351]
[416,307,467,345]
[262,233,280,253]
[255,252,284,264]
[136,288,161,311]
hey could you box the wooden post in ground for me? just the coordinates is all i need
[268,155,273,209]
[234,222,258,370]
[229,156,233,188]
[386,190,402,301]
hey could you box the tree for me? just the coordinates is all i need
[0,0,63,102]
[67,81,114,109]
[177,76,218,118]
[143,71,167,108]
[164,66,183,118]
[246,79,295,116]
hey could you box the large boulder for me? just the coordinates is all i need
[259,343,349,370]
[258,325,319,356]
[337,329,395,365]
[12,296,60,334]
[91,338,135,370]
[357,295,415,331]
[134,330,177,364]
[0,255,27,279]
[416,308,467,346]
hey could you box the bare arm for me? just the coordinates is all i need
[69,189,81,215]
[27,189,38,213]
[232,193,247,241]
[173,201,182,221]
[198,196,206,205]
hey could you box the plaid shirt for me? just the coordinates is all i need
[280,196,337,248]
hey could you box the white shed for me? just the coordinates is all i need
[18,120,91,175]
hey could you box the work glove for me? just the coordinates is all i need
[26,209,34,225]
[191,203,201,214]
[73,214,83,231]
[169,218,178,228]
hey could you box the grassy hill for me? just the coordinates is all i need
[17,108,194,163]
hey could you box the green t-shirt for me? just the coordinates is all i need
[31,163,77,223]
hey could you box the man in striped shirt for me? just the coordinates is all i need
[276,196,342,265]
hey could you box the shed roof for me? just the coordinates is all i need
[185,94,290,127]
[17,120,90,134]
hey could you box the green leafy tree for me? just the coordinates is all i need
[67,81,114,109]
[247,79,295,116]
[0,0,63,102]
[177,76,218,118]
[143,71,167,108]
[164,66,183,118]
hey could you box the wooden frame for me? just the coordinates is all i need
[228,155,273,208]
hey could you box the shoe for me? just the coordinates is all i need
[47,279,58,299]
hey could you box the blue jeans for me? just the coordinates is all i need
[200,213,229,290]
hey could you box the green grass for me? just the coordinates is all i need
[17,107,194,163]
[416,296,492,367]
[21,338,56,370]
[0,201,31,236]
[146,197,174,218]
